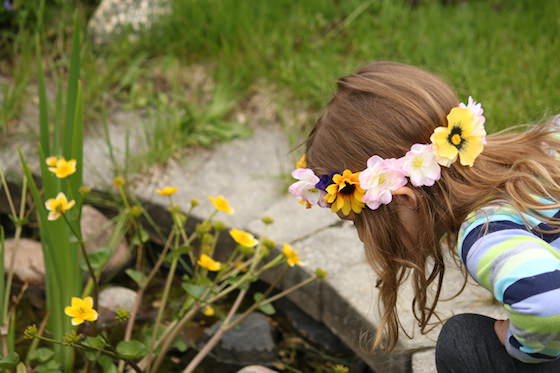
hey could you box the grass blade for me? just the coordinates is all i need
[63,13,81,158]
[35,34,50,156]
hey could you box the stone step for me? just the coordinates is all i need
[1,98,508,372]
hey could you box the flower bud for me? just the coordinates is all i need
[315,268,328,279]
[261,216,274,225]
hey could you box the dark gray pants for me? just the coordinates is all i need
[436,313,560,373]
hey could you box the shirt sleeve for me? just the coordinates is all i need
[460,223,560,363]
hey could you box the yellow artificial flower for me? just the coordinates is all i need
[430,107,485,167]
[48,157,76,178]
[295,154,307,169]
[209,195,234,214]
[45,192,75,221]
[282,243,301,267]
[156,186,177,196]
[202,306,215,316]
[325,170,365,216]
[113,176,125,189]
[45,156,59,167]
[197,254,222,271]
[229,228,258,247]
[64,297,98,326]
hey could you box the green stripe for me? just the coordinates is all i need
[506,305,560,335]
[477,236,560,289]
[477,237,523,289]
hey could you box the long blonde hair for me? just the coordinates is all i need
[305,61,560,350]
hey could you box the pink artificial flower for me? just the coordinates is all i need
[359,156,407,210]
[402,144,441,187]
[288,168,325,207]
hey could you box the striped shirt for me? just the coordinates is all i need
[457,200,560,363]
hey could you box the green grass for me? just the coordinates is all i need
[140,0,560,132]
[2,0,559,161]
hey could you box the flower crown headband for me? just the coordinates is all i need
[289,97,487,216]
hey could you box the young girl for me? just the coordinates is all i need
[289,62,560,372]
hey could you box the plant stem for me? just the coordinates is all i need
[31,333,144,373]
[118,231,174,372]
[0,173,26,355]
[62,213,99,304]
[183,288,248,373]
[148,306,199,373]
[230,274,318,332]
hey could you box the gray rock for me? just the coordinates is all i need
[3,238,45,285]
[204,313,276,366]
[98,286,137,324]
[98,286,137,312]
[81,204,130,274]
[88,0,170,45]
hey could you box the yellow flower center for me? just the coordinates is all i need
[413,157,424,169]
[451,134,462,145]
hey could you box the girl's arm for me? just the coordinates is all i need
[460,221,560,363]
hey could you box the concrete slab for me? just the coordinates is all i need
[412,349,436,373]
[132,124,292,228]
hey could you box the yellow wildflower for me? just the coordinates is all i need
[295,154,307,169]
[64,297,98,326]
[202,306,215,316]
[48,157,76,178]
[209,195,234,214]
[45,156,59,167]
[229,229,258,248]
[430,107,485,167]
[333,365,349,373]
[197,254,222,271]
[45,192,75,221]
[324,170,365,216]
[113,176,125,189]
[282,243,301,267]
[156,186,177,196]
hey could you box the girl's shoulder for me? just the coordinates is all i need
[457,198,560,262]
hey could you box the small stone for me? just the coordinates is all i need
[3,238,45,285]
[203,313,275,366]
[98,286,137,324]
[81,205,131,274]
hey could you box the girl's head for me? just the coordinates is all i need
[302,61,560,350]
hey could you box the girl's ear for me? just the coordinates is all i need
[392,186,418,210]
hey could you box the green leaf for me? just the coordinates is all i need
[81,247,112,271]
[126,269,147,287]
[0,352,20,369]
[130,228,150,246]
[28,347,54,363]
[83,335,109,349]
[254,293,275,315]
[35,359,61,372]
[16,362,27,373]
[172,338,187,353]
[98,355,118,373]
[116,340,147,359]
[181,282,207,300]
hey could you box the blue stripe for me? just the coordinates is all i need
[461,212,560,265]
[509,335,559,360]
[503,270,560,305]
[462,221,525,263]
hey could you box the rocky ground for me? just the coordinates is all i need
[0,87,508,371]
